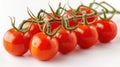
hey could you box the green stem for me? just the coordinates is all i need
[41,9,56,20]
[82,12,88,25]
[27,8,37,20]
[98,11,120,15]
[18,20,35,30]
[37,9,43,20]
[60,7,77,19]
[103,1,116,20]
[9,17,33,33]
[60,6,97,21]
[46,21,51,33]
[96,1,117,20]
[76,5,82,12]
[43,20,61,36]
[48,3,56,16]
[38,10,120,23]
[62,17,80,31]
[90,2,109,13]
[36,22,42,32]
[56,2,61,15]
[99,9,106,20]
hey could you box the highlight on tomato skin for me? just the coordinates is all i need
[2,1,119,61]
[30,32,59,61]
[55,29,77,54]
[3,28,29,56]
[23,18,41,45]
[74,24,98,49]
[94,20,117,43]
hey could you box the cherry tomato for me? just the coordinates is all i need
[44,13,61,31]
[3,28,28,56]
[55,29,77,54]
[23,18,41,48]
[79,7,98,22]
[94,20,117,43]
[30,32,59,61]
[64,9,81,27]
[64,7,98,27]
[74,24,98,49]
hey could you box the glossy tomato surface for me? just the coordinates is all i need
[74,24,98,49]
[55,29,77,54]
[23,18,41,47]
[95,20,117,43]
[30,32,59,61]
[3,28,28,56]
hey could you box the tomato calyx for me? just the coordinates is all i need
[4,0,120,60]
[9,1,118,34]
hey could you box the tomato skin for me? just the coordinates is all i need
[79,7,98,22]
[30,32,59,61]
[64,7,98,27]
[23,22,40,36]
[3,28,28,56]
[74,25,98,49]
[23,18,41,48]
[64,9,82,27]
[23,23,40,42]
[55,29,77,54]
[44,13,61,31]
[94,20,117,43]
[23,18,40,37]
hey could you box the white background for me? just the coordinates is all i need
[0,0,120,67]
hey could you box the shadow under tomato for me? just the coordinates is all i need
[23,51,32,57]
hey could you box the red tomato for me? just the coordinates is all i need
[64,7,98,27]
[3,28,28,56]
[30,32,59,61]
[64,9,81,27]
[55,29,77,54]
[79,7,98,22]
[94,20,117,43]
[74,24,98,49]
[23,18,41,48]
[44,13,61,31]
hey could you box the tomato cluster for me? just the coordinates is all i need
[3,1,118,61]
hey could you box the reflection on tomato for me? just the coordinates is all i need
[55,29,77,54]
[30,32,59,61]
[95,20,117,43]
[23,18,41,48]
[74,24,98,49]
[3,28,28,56]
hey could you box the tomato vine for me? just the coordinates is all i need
[3,1,120,61]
